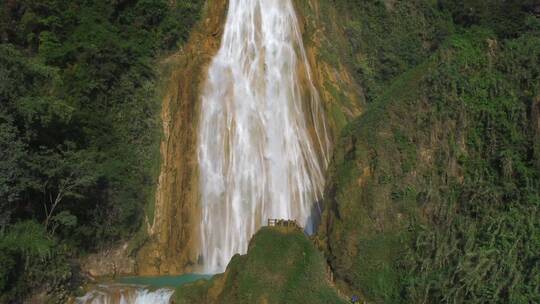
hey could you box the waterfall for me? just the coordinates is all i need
[76,285,173,304]
[198,0,329,273]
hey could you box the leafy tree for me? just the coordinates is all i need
[27,145,97,232]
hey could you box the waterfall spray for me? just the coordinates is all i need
[198,0,329,273]
[76,286,174,304]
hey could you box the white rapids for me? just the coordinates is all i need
[198,0,329,273]
[76,285,173,304]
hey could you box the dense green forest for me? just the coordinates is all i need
[1,0,539,303]
[0,0,202,301]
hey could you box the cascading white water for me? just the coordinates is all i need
[198,0,329,273]
[76,286,173,304]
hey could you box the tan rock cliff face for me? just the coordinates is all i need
[135,0,228,275]
[294,0,364,140]
[81,242,135,277]
[136,0,363,275]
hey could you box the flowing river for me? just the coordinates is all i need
[198,0,329,273]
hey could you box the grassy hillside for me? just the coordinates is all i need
[176,227,347,304]
[320,4,540,303]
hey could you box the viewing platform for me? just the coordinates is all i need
[267,219,301,231]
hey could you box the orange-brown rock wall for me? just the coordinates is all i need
[136,0,228,275]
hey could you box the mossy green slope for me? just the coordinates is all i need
[175,227,347,304]
[321,24,540,304]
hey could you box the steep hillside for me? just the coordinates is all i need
[321,11,540,304]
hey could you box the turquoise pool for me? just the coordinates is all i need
[116,273,213,288]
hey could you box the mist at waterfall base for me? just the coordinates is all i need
[198,0,329,273]
[77,287,173,304]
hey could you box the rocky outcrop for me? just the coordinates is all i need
[175,227,347,304]
[80,242,136,277]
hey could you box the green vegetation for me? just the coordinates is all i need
[176,227,347,304]
[328,0,454,103]
[322,1,540,303]
[0,0,202,301]
[404,27,540,304]
[1,0,539,302]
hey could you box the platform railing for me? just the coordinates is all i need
[267,218,299,228]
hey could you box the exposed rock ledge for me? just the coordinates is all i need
[80,242,136,278]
